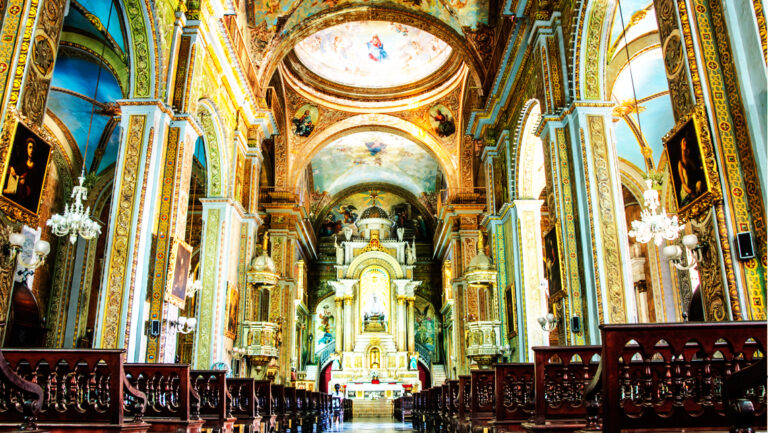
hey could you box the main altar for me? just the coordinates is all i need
[322,200,423,399]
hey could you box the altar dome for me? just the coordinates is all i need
[360,205,389,220]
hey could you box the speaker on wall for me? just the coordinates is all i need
[736,232,755,260]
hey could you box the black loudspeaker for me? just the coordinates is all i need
[570,316,581,334]
[736,232,755,260]
[150,320,161,337]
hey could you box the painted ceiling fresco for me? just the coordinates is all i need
[310,131,440,196]
[318,191,431,240]
[294,21,452,88]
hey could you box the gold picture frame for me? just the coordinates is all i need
[225,281,240,340]
[166,238,193,308]
[0,109,53,225]
[662,104,722,222]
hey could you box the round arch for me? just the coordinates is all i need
[257,5,484,98]
[575,0,618,100]
[196,100,228,197]
[290,114,458,192]
[119,0,158,98]
[514,100,544,200]
[346,251,405,280]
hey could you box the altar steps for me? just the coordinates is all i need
[352,398,393,418]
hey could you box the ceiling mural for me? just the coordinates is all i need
[317,190,431,240]
[294,21,452,88]
[309,131,441,196]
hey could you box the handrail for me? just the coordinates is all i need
[315,343,335,367]
[0,348,44,430]
[415,343,432,367]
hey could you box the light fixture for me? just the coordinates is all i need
[5,231,50,283]
[663,233,701,271]
[537,313,558,332]
[232,347,247,359]
[46,1,117,245]
[628,179,684,245]
[168,316,197,334]
[46,174,102,244]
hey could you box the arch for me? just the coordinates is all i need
[576,0,617,100]
[346,251,405,280]
[313,183,437,234]
[257,5,484,99]
[290,114,458,192]
[515,101,544,200]
[120,0,158,98]
[196,100,227,197]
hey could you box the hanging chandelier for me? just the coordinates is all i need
[47,174,101,244]
[628,179,683,245]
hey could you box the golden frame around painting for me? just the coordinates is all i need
[166,238,193,308]
[225,281,240,340]
[0,109,53,225]
[662,104,722,222]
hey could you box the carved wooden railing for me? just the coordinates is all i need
[457,375,471,425]
[590,322,767,432]
[192,370,231,429]
[0,349,146,428]
[124,363,199,426]
[532,345,601,426]
[227,377,260,432]
[0,348,44,430]
[492,363,534,431]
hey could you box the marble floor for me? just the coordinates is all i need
[330,417,414,432]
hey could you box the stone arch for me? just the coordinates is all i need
[576,0,617,100]
[118,0,158,98]
[514,100,544,200]
[196,99,227,197]
[290,115,458,192]
[257,5,484,98]
[346,252,405,280]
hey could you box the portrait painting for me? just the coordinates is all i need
[225,281,240,340]
[166,239,192,308]
[543,227,562,297]
[292,104,319,137]
[1,119,51,215]
[428,104,456,137]
[664,111,712,216]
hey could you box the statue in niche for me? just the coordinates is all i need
[405,237,416,265]
[334,235,344,265]
[396,227,405,241]
[363,292,387,332]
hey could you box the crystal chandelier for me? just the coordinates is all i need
[628,179,683,245]
[47,174,101,244]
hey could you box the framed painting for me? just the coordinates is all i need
[543,226,562,297]
[663,104,721,221]
[225,281,240,340]
[0,110,52,223]
[166,238,192,308]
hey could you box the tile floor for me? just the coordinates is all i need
[329,417,414,432]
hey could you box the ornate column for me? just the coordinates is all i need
[393,279,411,351]
[94,102,170,358]
[652,0,765,320]
[406,296,415,354]
[512,199,548,359]
[334,297,343,352]
[343,295,354,352]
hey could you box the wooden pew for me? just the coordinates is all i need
[124,363,205,433]
[0,347,46,432]
[583,322,767,433]
[489,363,534,433]
[393,395,413,422]
[227,378,260,433]
[0,349,149,433]
[191,370,235,433]
[521,346,600,433]
[411,393,423,432]
[254,381,275,433]
[445,380,460,433]
[468,369,495,433]
[456,376,471,433]
[269,385,284,433]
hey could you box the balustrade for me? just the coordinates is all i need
[227,378,260,433]
[491,363,534,432]
[191,370,234,433]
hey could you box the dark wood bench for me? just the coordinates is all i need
[522,346,600,433]
[124,363,205,433]
[393,395,413,422]
[582,322,767,433]
[0,349,149,433]
[191,370,234,433]
[457,376,471,433]
[269,384,284,433]
[227,378,260,433]
[489,363,534,432]
[254,381,275,433]
[468,370,495,433]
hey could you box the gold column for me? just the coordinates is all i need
[335,297,343,353]
[343,296,354,352]
[406,297,416,353]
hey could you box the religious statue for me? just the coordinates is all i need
[406,237,416,264]
[396,227,405,241]
[334,235,344,265]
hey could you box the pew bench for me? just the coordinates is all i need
[191,370,235,433]
[488,363,534,433]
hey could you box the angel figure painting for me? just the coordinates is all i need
[367,35,388,61]
[292,104,318,137]
[317,302,335,346]
[429,104,456,137]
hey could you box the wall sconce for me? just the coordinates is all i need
[663,234,701,271]
[537,313,558,332]
[168,316,197,334]
[5,232,50,277]
[232,347,247,359]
